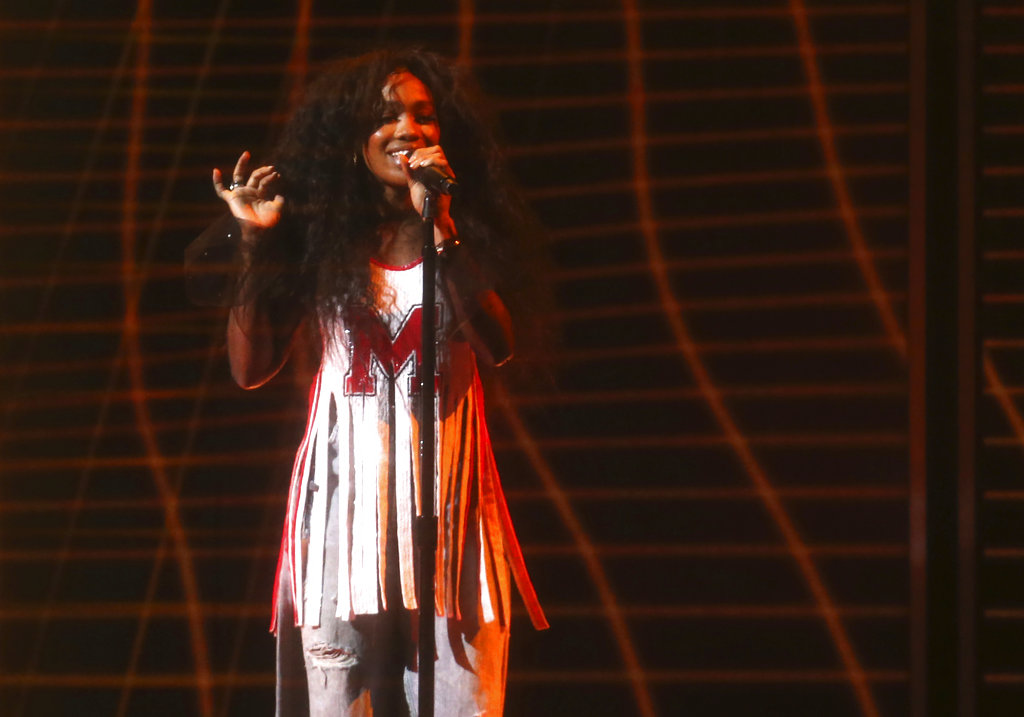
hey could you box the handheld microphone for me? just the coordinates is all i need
[410,164,460,197]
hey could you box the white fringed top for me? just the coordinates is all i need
[270,257,546,632]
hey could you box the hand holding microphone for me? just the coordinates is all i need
[410,163,459,196]
[401,147,459,197]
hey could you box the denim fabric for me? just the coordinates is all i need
[277,476,509,717]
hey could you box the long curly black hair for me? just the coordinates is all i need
[260,48,542,342]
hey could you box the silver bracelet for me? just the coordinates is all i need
[435,237,461,257]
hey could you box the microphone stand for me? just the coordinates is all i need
[416,188,438,717]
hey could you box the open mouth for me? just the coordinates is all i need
[383,149,412,170]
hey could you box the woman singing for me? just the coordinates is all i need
[200,49,547,716]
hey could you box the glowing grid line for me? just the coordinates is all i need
[627,0,883,715]
[118,4,213,714]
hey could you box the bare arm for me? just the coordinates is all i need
[226,235,306,388]
[213,151,303,388]
[440,241,514,367]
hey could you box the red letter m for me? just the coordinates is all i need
[343,305,438,396]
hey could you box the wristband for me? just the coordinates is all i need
[435,236,461,257]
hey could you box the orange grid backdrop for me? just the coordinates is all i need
[3,1,1008,716]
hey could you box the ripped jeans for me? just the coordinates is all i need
[277,478,510,717]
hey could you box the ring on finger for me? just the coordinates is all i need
[229,180,245,190]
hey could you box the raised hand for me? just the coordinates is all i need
[212,151,285,230]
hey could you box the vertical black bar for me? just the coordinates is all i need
[418,194,437,717]
[908,1,928,713]
[909,1,978,716]
[926,0,960,701]
[957,0,979,715]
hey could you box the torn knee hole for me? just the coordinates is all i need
[305,642,359,669]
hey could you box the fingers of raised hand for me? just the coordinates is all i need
[213,151,253,198]
[212,167,228,197]
[231,150,251,187]
[214,171,245,197]
[213,156,278,199]
[257,173,280,197]
[268,194,286,214]
[249,165,279,195]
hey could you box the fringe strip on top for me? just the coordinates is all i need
[272,365,547,633]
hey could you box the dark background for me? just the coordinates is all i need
[1,1,1023,715]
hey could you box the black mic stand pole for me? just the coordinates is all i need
[417,188,438,717]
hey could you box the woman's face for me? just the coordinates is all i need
[362,70,440,190]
